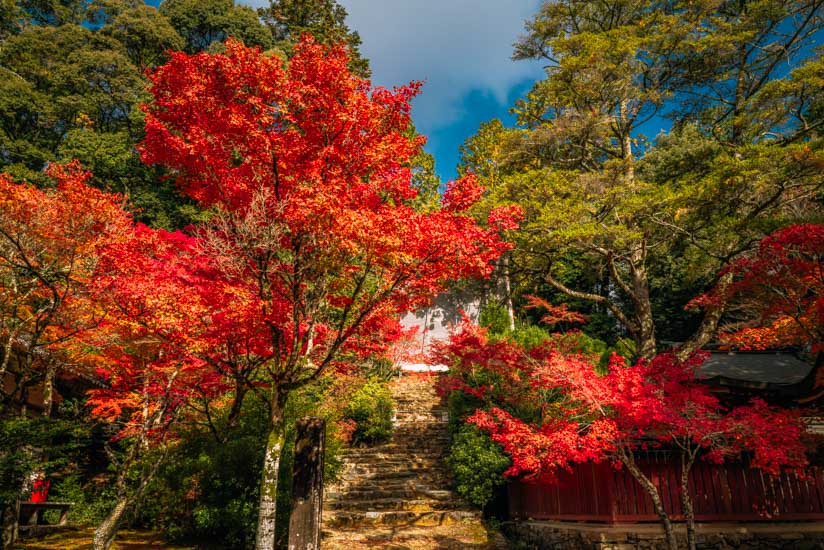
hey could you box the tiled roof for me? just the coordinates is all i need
[698,351,814,386]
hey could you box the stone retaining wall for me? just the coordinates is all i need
[504,520,824,550]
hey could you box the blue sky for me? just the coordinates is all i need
[336,1,545,182]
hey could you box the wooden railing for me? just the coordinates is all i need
[508,452,824,523]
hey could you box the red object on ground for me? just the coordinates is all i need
[30,479,50,502]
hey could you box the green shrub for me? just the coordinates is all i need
[446,388,484,433]
[344,379,394,444]
[47,474,117,525]
[478,302,512,335]
[0,414,97,516]
[362,355,398,381]
[135,376,350,549]
[447,423,510,509]
[510,323,551,350]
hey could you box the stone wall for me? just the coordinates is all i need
[504,520,824,550]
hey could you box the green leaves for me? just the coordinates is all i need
[457,0,824,356]
[259,0,370,78]
[160,0,272,54]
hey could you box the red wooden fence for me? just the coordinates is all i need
[508,453,824,523]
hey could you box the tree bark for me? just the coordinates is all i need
[41,362,56,418]
[501,255,515,331]
[629,261,656,361]
[93,443,167,550]
[92,497,130,550]
[677,272,733,361]
[679,450,698,550]
[621,449,678,550]
[0,500,19,550]
[255,396,287,550]
[287,417,325,550]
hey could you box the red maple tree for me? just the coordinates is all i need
[139,37,517,549]
[0,162,131,415]
[80,223,231,550]
[715,224,824,354]
[436,322,808,550]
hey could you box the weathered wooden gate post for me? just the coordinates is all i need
[288,417,326,550]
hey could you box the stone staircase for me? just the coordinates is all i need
[321,374,506,549]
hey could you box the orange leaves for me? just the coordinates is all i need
[142,38,421,214]
[442,173,485,213]
[711,224,824,353]
[0,163,132,364]
[523,294,587,327]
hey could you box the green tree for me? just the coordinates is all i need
[0,7,203,229]
[15,0,88,26]
[0,25,144,179]
[458,119,528,329]
[476,0,824,359]
[101,4,185,70]
[258,0,370,77]
[0,0,19,38]
[160,0,272,53]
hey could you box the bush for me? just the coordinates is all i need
[344,379,394,445]
[446,388,484,433]
[447,423,510,509]
[136,375,352,549]
[510,323,551,350]
[47,473,117,526]
[0,414,98,518]
[478,302,512,335]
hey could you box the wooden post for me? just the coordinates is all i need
[288,417,325,550]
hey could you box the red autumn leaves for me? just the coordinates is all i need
[1,38,520,440]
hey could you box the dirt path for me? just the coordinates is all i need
[16,527,195,549]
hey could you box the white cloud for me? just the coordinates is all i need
[338,0,545,131]
[241,0,545,132]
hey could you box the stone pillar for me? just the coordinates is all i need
[287,417,325,550]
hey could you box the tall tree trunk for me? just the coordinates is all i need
[255,395,287,550]
[93,444,167,550]
[628,248,656,360]
[677,272,733,361]
[93,497,131,550]
[620,449,678,550]
[679,449,698,550]
[501,255,515,331]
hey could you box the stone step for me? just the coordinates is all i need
[339,455,446,465]
[339,463,446,473]
[392,422,449,430]
[327,480,450,494]
[324,497,465,512]
[326,487,454,501]
[388,439,449,445]
[339,451,448,462]
[340,465,447,477]
[321,374,504,546]
[340,453,443,463]
[392,421,449,428]
[321,523,508,550]
[339,470,452,484]
[341,450,448,461]
[325,509,479,529]
[342,445,448,457]
[388,434,449,441]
